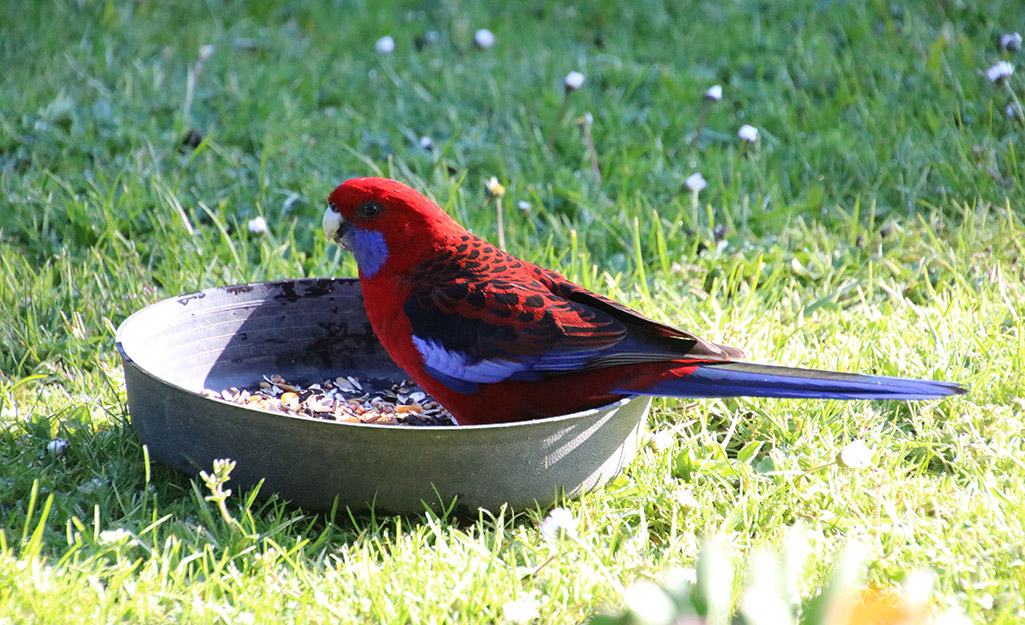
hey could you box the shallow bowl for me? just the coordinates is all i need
[115,278,650,514]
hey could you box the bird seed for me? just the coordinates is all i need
[203,374,456,426]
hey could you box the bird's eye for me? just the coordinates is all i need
[327,202,338,213]
[357,202,381,219]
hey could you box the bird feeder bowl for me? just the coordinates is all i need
[115,278,650,515]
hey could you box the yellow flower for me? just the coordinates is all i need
[485,176,506,198]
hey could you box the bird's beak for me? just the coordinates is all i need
[322,206,352,250]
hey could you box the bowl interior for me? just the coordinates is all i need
[119,278,402,394]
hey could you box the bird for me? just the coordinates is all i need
[322,177,965,425]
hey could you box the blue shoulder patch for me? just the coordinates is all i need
[412,335,533,393]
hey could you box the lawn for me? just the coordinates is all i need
[1,0,1024,623]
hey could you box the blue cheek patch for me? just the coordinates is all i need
[351,229,389,278]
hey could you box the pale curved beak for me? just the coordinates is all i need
[323,206,344,241]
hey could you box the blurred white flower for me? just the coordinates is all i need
[564,71,585,92]
[659,567,698,607]
[987,60,1014,82]
[674,487,698,509]
[973,593,995,610]
[516,200,532,212]
[247,216,268,234]
[623,581,675,625]
[620,533,648,561]
[739,583,791,625]
[425,30,440,43]
[540,507,578,541]
[99,528,132,545]
[932,611,973,625]
[501,596,541,624]
[1000,32,1022,52]
[78,477,105,494]
[647,429,675,452]
[684,172,707,193]
[47,438,69,455]
[664,566,697,588]
[419,136,434,151]
[474,28,496,49]
[738,124,759,142]
[838,439,874,470]
[198,44,216,62]
[705,84,723,101]
[903,569,935,606]
[375,35,395,55]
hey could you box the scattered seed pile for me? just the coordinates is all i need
[203,374,456,426]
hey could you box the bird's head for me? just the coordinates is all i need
[323,177,459,279]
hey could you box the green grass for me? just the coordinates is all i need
[2,0,1024,622]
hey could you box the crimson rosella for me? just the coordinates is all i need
[322,177,965,425]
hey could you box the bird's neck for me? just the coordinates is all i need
[385,217,471,273]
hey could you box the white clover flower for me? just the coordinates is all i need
[705,84,723,101]
[564,71,585,92]
[419,135,434,151]
[1000,32,1022,52]
[247,216,268,235]
[474,28,496,49]
[540,507,578,541]
[684,172,707,193]
[987,60,1014,82]
[47,438,69,455]
[501,596,541,624]
[838,439,874,470]
[738,124,759,142]
[375,35,395,55]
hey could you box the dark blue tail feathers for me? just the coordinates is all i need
[624,362,966,400]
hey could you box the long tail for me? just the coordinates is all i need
[623,362,966,400]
